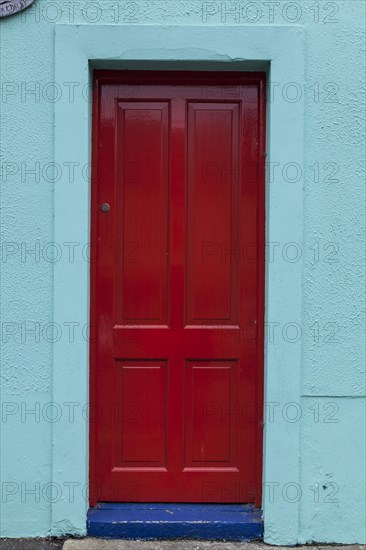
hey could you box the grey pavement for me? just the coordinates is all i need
[0,540,64,549]
[0,541,364,550]
[62,541,366,550]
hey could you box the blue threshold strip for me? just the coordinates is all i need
[87,503,263,540]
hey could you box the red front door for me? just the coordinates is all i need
[90,71,265,505]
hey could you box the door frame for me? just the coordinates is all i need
[89,70,266,507]
[53,24,305,544]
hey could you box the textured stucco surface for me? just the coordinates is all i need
[0,0,365,544]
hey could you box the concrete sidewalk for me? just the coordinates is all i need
[0,540,364,549]
[62,541,365,550]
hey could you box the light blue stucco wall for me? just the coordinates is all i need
[0,0,365,544]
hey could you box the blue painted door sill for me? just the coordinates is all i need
[87,503,263,541]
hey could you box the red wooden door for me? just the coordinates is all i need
[90,71,265,505]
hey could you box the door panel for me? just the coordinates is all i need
[186,103,240,325]
[184,361,238,467]
[116,102,169,324]
[90,71,265,505]
[114,361,167,467]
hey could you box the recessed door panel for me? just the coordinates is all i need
[184,360,238,467]
[114,361,167,467]
[186,103,240,325]
[116,102,169,325]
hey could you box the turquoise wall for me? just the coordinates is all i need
[0,0,365,544]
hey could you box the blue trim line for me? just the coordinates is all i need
[87,503,263,540]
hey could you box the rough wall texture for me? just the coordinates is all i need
[0,0,365,543]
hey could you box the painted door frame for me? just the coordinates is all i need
[53,24,305,544]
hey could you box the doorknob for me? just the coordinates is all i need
[100,203,110,213]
